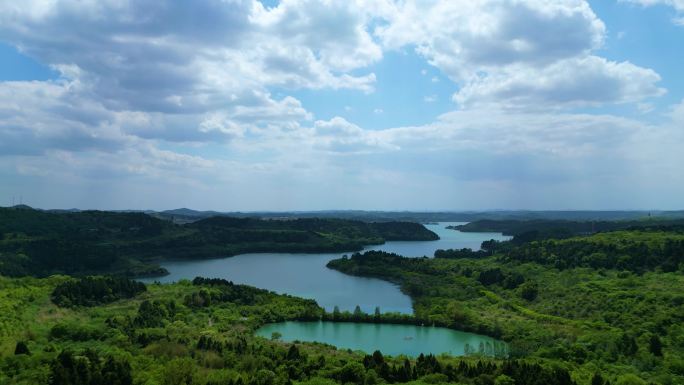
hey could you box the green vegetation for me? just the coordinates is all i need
[1,275,575,385]
[503,230,684,272]
[454,219,684,241]
[0,207,437,278]
[3,209,684,384]
[51,276,147,308]
[327,231,684,384]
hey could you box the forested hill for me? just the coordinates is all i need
[326,230,684,384]
[0,207,437,278]
[454,218,684,241]
[0,274,575,385]
[155,208,684,223]
[189,216,438,242]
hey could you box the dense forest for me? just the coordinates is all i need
[1,275,576,385]
[2,210,684,384]
[327,230,684,384]
[0,207,437,278]
[453,219,684,241]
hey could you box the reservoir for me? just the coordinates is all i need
[363,222,510,257]
[256,321,507,358]
[142,222,510,313]
[143,251,414,313]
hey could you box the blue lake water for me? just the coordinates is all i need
[142,222,510,313]
[363,222,510,257]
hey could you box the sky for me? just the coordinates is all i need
[1,0,683,211]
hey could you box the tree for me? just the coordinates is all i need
[591,373,605,385]
[253,369,276,385]
[14,341,30,355]
[353,305,364,321]
[649,334,663,356]
[374,306,381,322]
[287,345,301,361]
[101,356,133,385]
[162,358,196,385]
[619,333,638,356]
[270,332,282,341]
[332,306,341,321]
[495,374,516,385]
[616,374,646,385]
[339,362,365,384]
[520,281,539,301]
[48,350,131,385]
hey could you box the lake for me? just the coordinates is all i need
[256,321,507,358]
[142,222,510,313]
[363,222,510,257]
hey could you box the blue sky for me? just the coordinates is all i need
[1,0,683,210]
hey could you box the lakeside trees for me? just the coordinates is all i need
[3,213,684,384]
[0,275,579,385]
[0,208,438,278]
[326,236,684,384]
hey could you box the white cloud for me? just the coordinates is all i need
[424,95,438,103]
[0,0,382,146]
[622,0,684,24]
[378,109,647,157]
[312,117,395,153]
[623,0,684,11]
[377,0,663,110]
[0,80,130,155]
[378,0,605,71]
[453,56,666,109]
[252,0,384,72]
[0,0,680,210]
[637,102,655,113]
[670,99,684,122]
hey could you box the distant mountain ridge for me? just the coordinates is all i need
[155,208,684,223]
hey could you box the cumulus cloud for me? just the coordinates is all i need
[379,0,605,70]
[379,109,647,157]
[453,56,666,109]
[252,0,384,72]
[377,0,663,110]
[0,0,666,152]
[0,0,383,148]
[670,99,684,121]
[313,117,395,153]
[0,80,130,155]
[623,0,684,11]
[0,1,679,210]
[622,0,684,25]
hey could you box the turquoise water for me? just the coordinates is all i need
[142,222,510,313]
[256,321,507,358]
